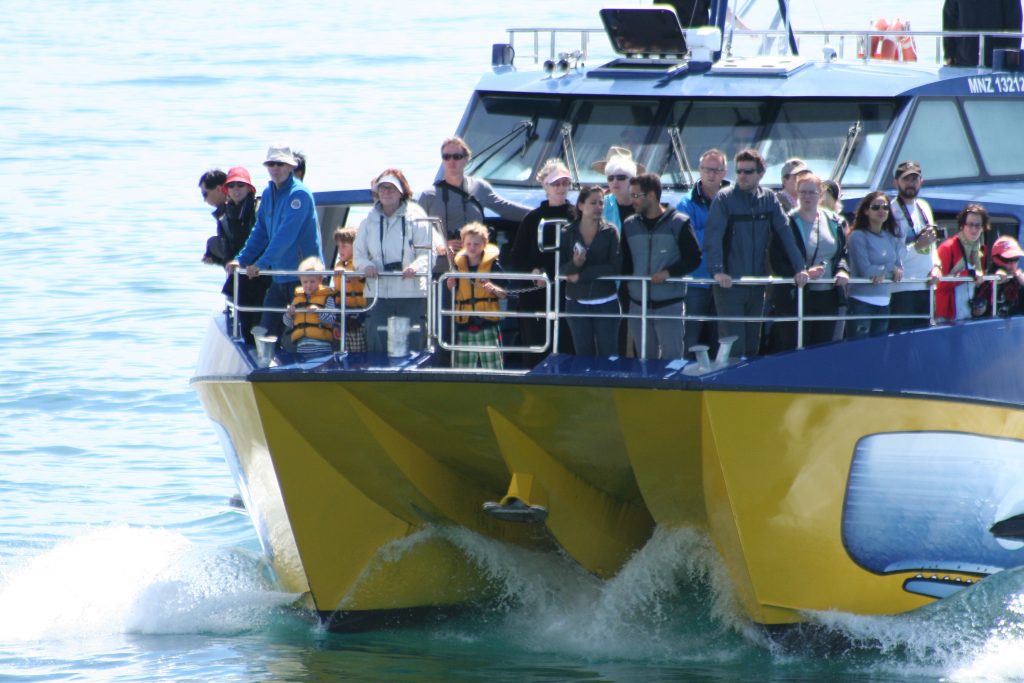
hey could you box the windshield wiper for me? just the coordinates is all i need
[830,121,863,182]
[561,123,581,187]
[468,119,536,173]
[665,125,695,190]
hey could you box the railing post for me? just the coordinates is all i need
[232,268,241,339]
[639,278,648,360]
[795,283,805,349]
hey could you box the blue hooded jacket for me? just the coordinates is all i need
[236,174,322,283]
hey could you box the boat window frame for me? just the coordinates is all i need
[460,91,570,186]
[889,96,1024,185]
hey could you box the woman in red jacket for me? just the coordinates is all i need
[936,204,990,322]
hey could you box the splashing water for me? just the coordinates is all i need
[0,526,300,642]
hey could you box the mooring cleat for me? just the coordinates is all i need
[483,498,548,523]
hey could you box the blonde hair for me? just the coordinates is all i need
[535,158,569,184]
[298,256,325,272]
[459,222,490,243]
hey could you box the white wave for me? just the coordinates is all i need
[410,524,758,661]
[0,526,299,642]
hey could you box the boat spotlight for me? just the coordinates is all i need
[543,59,555,76]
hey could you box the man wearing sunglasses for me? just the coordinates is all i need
[229,143,323,339]
[703,148,809,359]
[418,136,530,260]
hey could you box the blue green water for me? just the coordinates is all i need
[4,1,1024,680]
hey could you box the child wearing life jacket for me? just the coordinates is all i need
[332,227,368,352]
[284,256,338,357]
[447,222,507,369]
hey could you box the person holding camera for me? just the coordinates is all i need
[889,161,942,331]
[354,168,437,353]
[936,204,991,322]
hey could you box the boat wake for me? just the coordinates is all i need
[0,525,299,642]
[379,525,1024,679]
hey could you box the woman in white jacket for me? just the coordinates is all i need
[354,168,438,353]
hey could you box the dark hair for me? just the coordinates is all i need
[734,149,766,174]
[575,184,605,210]
[293,151,306,180]
[629,173,662,201]
[371,167,413,202]
[199,169,227,190]
[852,191,898,235]
[822,179,841,202]
[957,203,990,231]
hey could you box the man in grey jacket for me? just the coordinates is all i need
[621,173,702,359]
[703,149,809,359]
[417,136,531,260]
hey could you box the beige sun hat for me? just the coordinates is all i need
[590,146,647,176]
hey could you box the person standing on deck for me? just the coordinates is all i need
[889,161,942,331]
[676,148,729,358]
[776,158,809,214]
[228,143,322,340]
[417,136,531,266]
[621,173,702,360]
[593,145,643,355]
[943,0,1023,67]
[703,149,809,359]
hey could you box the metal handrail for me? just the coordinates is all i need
[505,26,1024,68]
[228,265,1008,363]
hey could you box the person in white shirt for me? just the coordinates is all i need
[888,161,942,331]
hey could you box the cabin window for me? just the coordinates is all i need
[896,100,978,180]
[962,99,1024,176]
[653,99,895,188]
[759,101,895,186]
[462,94,563,183]
[564,99,662,184]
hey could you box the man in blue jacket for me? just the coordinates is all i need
[676,148,729,359]
[229,143,323,338]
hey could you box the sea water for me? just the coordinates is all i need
[4,1,1024,680]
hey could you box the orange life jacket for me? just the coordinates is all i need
[454,244,501,324]
[332,257,367,310]
[290,285,337,342]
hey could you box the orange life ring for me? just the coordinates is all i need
[861,18,918,62]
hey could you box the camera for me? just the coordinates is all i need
[383,261,403,272]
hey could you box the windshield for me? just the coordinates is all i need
[460,94,900,189]
[462,94,563,183]
[653,99,898,187]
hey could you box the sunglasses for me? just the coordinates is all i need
[699,166,726,174]
[226,182,248,189]
[607,174,629,182]
[265,161,288,167]
[735,168,758,175]
[869,203,890,211]
[201,188,209,198]
[630,192,647,199]
[442,153,467,161]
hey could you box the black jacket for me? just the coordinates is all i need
[943,0,1023,67]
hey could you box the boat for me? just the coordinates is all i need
[192,3,1024,631]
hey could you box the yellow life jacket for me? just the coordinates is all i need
[332,257,366,310]
[454,244,501,324]
[291,285,337,342]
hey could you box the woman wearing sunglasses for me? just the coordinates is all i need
[846,191,904,338]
